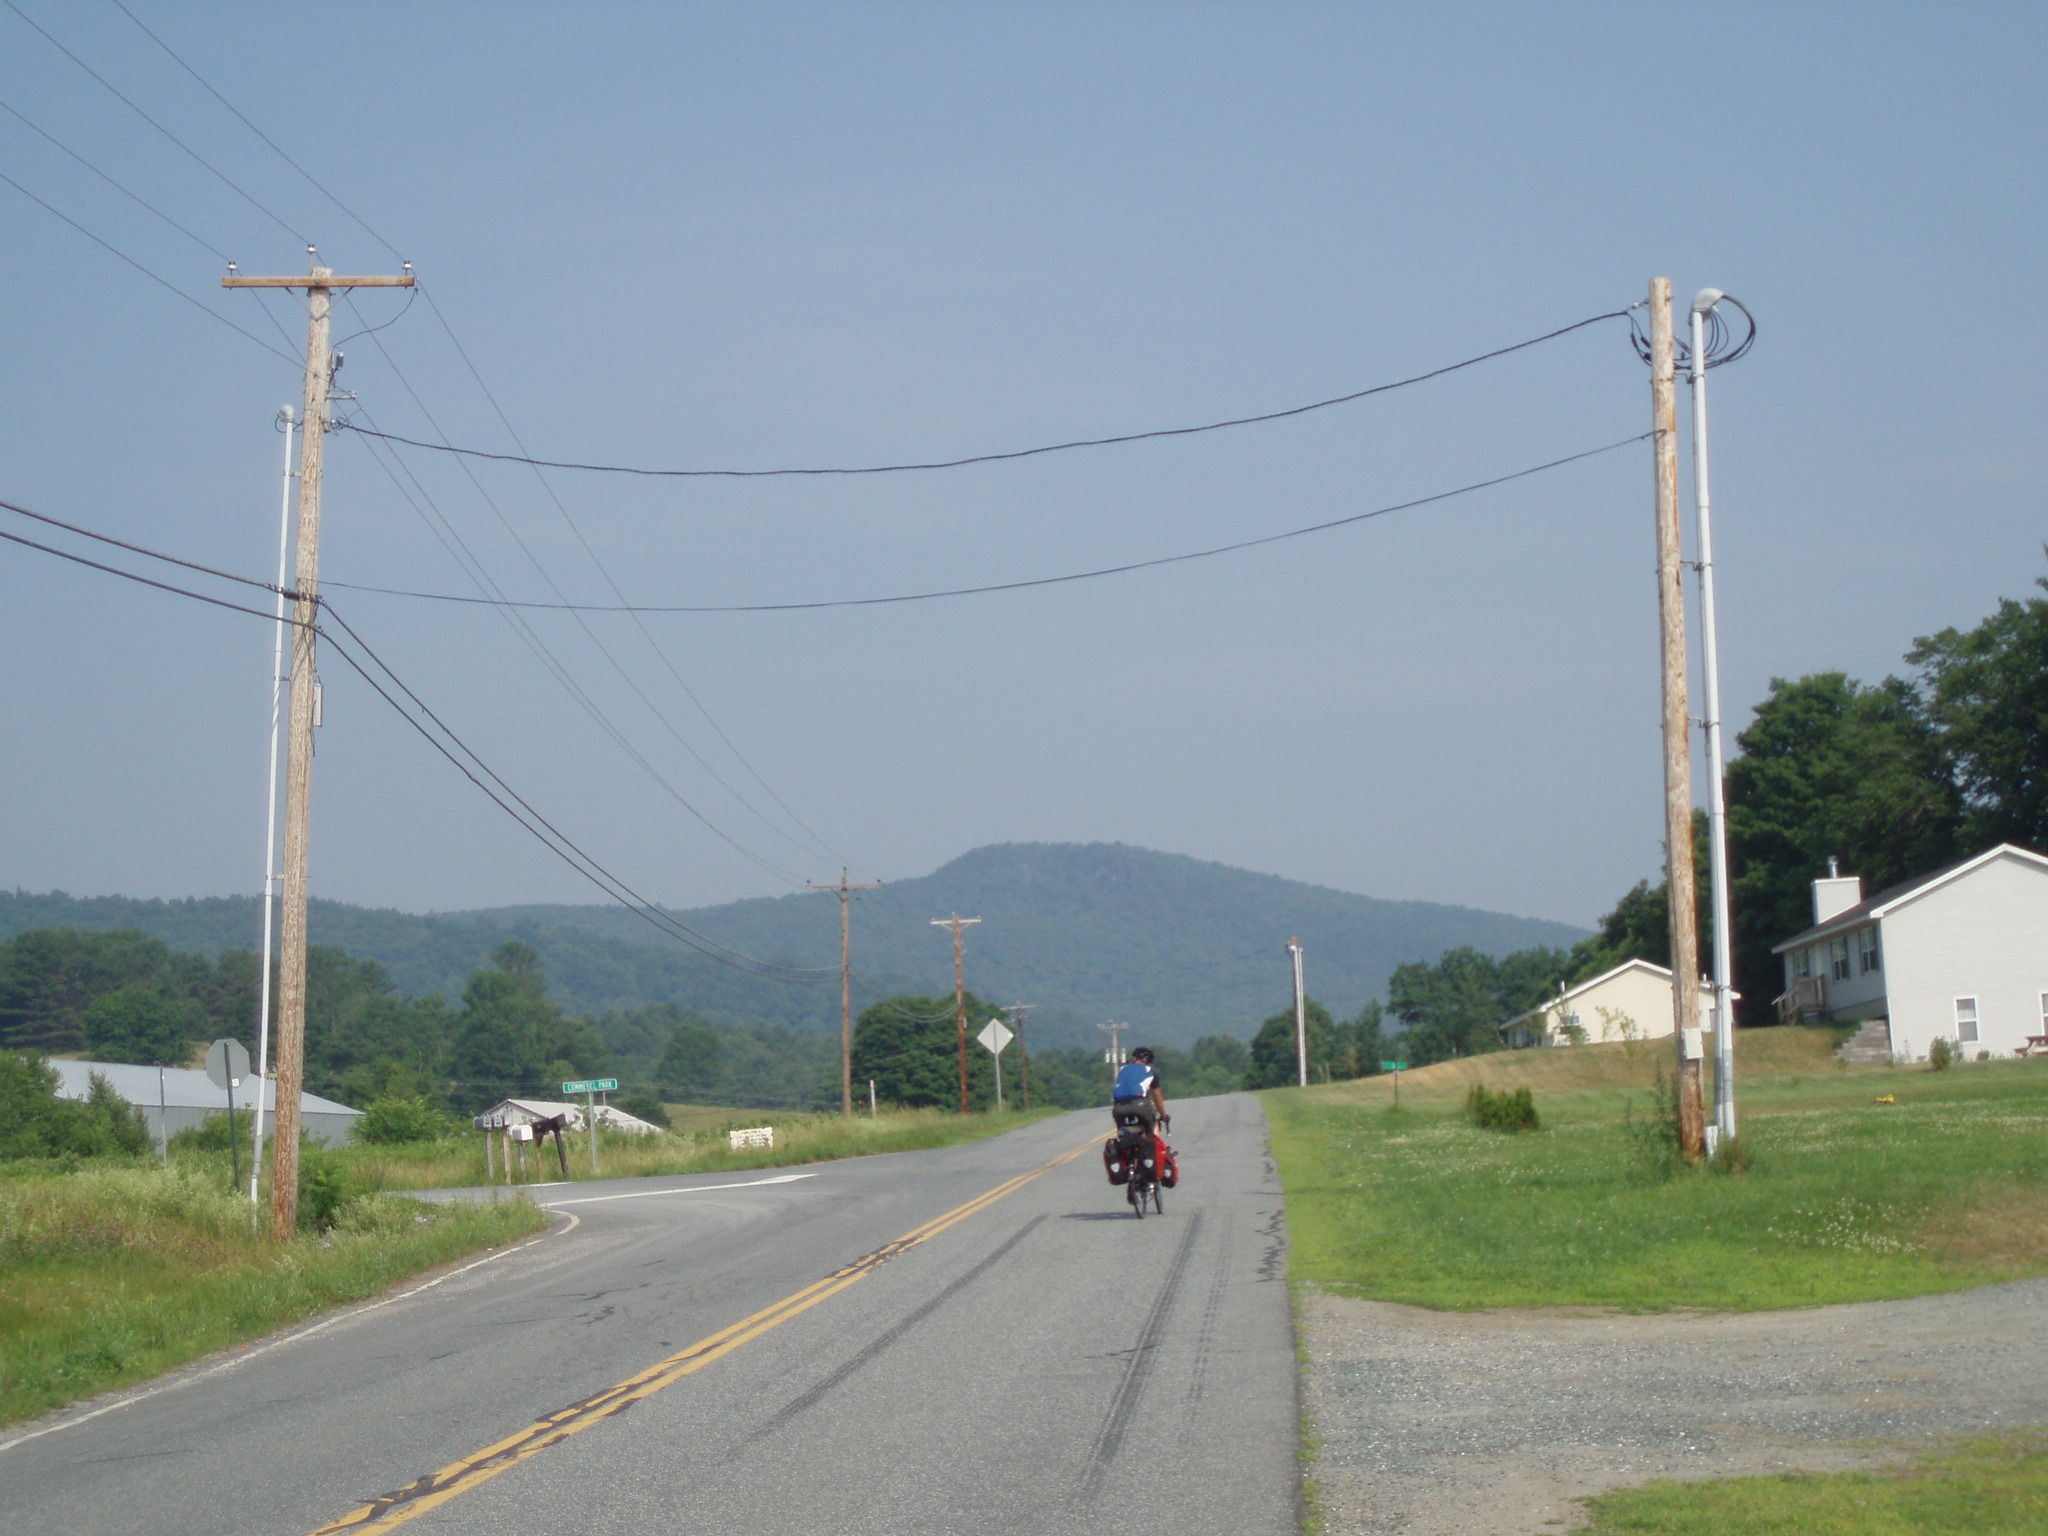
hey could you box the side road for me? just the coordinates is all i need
[1301,1277,2048,1534]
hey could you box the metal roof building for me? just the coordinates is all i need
[50,1059,364,1147]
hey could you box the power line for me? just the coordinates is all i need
[0,167,299,366]
[0,94,231,261]
[0,494,294,597]
[416,282,853,869]
[396,285,849,872]
[322,433,1652,614]
[0,508,830,980]
[315,602,832,978]
[0,522,302,626]
[339,348,811,888]
[2,0,310,248]
[329,310,1634,479]
[107,0,408,263]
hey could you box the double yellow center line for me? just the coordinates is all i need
[310,1137,1095,1534]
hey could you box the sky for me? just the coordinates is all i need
[1,1,2042,932]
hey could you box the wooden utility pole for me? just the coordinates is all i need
[809,871,882,1115]
[930,916,981,1114]
[1009,1001,1036,1110]
[223,259,413,1233]
[1099,1020,1127,1078]
[1648,276,1707,1160]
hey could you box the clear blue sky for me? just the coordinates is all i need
[1,2,2041,928]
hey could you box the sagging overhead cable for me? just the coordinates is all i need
[329,311,1636,479]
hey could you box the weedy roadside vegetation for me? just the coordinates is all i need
[1579,1429,2048,1533]
[335,1103,1064,1192]
[0,1162,544,1427]
[1265,1028,2048,1311]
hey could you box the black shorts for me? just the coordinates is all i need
[1112,1100,1156,1135]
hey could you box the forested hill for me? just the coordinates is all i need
[3,843,1581,1047]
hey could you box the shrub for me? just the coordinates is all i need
[355,1095,455,1145]
[1930,1037,1956,1071]
[1465,1083,1540,1133]
[0,1054,153,1161]
[297,1146,351,1231]
[169,1108,247,1155]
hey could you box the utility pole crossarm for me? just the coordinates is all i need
[222,274,414,288]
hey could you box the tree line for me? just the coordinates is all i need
[1377,562,2048,1063]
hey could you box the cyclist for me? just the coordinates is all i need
[1112,1046,1170,1137]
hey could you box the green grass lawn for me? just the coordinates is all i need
[0,1165,545,1428]
[1581,1432,2048,1533]
[1266,1031,2048,1311]
[337,1103,1067,1192]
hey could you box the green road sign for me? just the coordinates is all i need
[1380,1061,1409,1073]
[562,1078,619,1095]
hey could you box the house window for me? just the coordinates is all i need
[1955,997,1980,1043]
[1830,935,1851,982]
[1790,948,1811,980]
[1857,927,1882,974]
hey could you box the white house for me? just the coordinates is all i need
[1771,843,2048,1062]
[472,1097,663,1136]
[1498,959,1723,1049]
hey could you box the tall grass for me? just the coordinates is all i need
[1267,1036,2048,1311]
[338,1105,1063,1192]
[1580,1430,2048,1534]
[0,1164,544,1427]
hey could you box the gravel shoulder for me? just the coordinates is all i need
[1301,1277,2048,1534]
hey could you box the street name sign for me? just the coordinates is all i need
[1380,1061,1409,1073]
[562,1078,619,1095]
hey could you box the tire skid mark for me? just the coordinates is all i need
[756,1215,1047,1437]
[1083,1211,1204,1497]
[1185,1218,1235,1407]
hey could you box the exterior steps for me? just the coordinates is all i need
[1833,1018,1894,1065]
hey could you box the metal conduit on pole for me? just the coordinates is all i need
[249,403,294,1205]
[1289,938,1308,1088]
[1689,286,1751,1148]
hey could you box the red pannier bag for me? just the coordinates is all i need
[1157,1140,1179,1187]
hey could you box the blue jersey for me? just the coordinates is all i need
[1113,1061,1156,1103]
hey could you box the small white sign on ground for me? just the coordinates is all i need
[977,1019,1013,1056]
[729,1126,774,1150]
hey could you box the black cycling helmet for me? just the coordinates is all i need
[1131,1046,1156,1063]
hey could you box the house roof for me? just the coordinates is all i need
[473,1098,662,1135]
[1497,958,1725,1033]
[1771,843,2048,953]
[50,1059,361,1117]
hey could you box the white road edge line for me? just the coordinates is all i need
[540,1171,816,1207]
[0,1208,583,1457]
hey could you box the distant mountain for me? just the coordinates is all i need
[3,843,1582,1048]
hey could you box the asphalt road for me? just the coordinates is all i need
[2,1095,1297,1536]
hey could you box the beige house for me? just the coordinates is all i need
[1771,843,2048,1062]
[1499,959,1723,1049]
